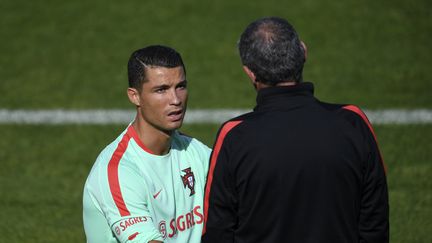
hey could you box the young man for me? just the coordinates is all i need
[83,45,211,243]
[202,17,389,243]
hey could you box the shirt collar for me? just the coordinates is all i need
[254,82,315,111]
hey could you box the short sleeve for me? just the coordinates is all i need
[90,158,163,242]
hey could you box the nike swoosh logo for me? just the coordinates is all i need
[153,189,162,199]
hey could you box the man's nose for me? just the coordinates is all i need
[170,90,181,105]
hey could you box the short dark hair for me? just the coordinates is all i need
[238,17,305,85]
[128,45,186,90]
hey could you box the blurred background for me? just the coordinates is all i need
[0,0,431,242]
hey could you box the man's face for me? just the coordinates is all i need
[135,66,188,133]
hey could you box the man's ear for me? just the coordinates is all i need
[243,66,261,90]
[242,65,258,85]
[301,41,308,61]
[127,88,140,106]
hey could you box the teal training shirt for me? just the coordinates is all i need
[83,125,211,243]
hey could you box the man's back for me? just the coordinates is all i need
[203,83,388,242]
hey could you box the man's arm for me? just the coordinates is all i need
[84,156,164,243]
[344,106,389,243]
[202,121,242,242]
[359,128,389,243]
[108,164,164,243]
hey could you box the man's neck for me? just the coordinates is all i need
[132,117,172,155]
[255,81,297,90]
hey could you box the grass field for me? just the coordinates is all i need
[0,0,431,242]
[0,0,431,109]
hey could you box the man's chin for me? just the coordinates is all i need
[171,120,184,129]
[168,115,184,127]
[162,120,184,134]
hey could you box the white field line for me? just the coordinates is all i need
[0,109,432,125]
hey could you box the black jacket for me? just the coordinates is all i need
[202,82,389,243]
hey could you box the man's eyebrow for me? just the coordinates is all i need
[152,84,170,90]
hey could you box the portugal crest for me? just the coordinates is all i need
[181,167,195,196]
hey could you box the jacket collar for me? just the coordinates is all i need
[254,82,315,112]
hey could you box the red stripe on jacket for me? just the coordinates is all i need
[107,126,155,216]
[203,120,243,235]
[107,128,132,216]
[342,105,387,172]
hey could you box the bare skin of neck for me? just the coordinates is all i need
[243,65,298,91]
[132,114,172,155]
[255,80,297,90]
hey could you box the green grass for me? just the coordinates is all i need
[375,125,432,242]
[0,0,431,109]
[0,124,431,242]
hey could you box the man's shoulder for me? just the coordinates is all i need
[213,110,254,132]
[95,129,129,162]
[324,102,371,127]
[210,116,249,147]
[87,127,140,178]
[316,101,366,122]
[173,131,211,153]
[84,129,144,198]
[316,101,375,138]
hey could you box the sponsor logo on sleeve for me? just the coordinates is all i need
[181,167,195,196]
[114,216,148,235]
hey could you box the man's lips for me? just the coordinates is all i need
[167,109,184,121]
